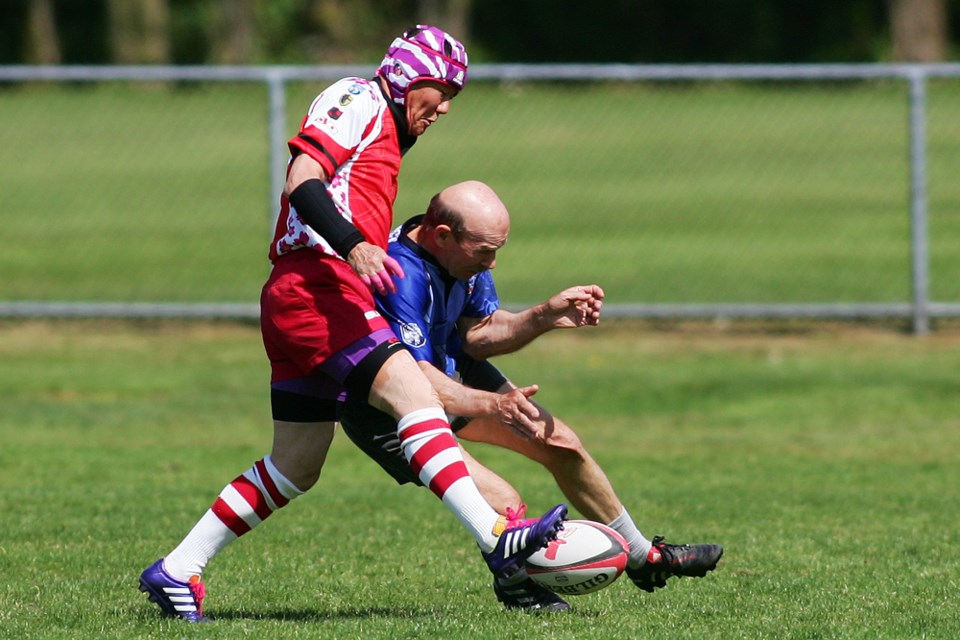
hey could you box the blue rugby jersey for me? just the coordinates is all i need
[377,215,499,377]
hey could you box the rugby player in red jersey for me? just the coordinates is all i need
[139,27,566,622]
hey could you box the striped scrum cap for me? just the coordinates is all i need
[377,25,468,105]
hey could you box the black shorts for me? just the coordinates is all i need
[339,355,508,486]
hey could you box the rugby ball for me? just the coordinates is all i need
[524,520,629,595]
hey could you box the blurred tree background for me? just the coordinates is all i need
[2,0,958,66]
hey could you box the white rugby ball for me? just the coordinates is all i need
[524,520,629,595]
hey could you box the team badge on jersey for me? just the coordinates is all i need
[327,107,343,120]
[339,94,353,106]
[399,322,426,348]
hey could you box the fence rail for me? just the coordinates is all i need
[3,63,960,332]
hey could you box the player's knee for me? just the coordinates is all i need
[537,420,589,469]
[542,419,585,453]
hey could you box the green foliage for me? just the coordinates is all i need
[472,0,893,63]
[2,0,959,65]
[1,319,959,638]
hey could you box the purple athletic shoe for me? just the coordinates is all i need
[139,559,209,622]
[482,504,567,578]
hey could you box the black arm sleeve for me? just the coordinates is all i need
[288,179,365,258]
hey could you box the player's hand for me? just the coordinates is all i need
[495,385,542,440]
[544,284,605,328]
[348,242,406,295]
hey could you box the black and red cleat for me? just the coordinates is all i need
[626,536,724,592]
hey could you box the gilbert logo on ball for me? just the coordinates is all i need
[524,520,630,595]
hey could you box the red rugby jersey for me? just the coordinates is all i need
[269,77,403,262]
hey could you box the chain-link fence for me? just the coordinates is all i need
[1,64,958,332]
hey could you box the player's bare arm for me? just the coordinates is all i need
[460,284,605,360]
[284,153,403,294]
[416,361,542,440]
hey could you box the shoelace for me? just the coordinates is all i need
[504,504,536,530]
[651,536,698,567]
[188,577,206,614]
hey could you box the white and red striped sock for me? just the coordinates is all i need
[397,408,501,552]
[162,455,303,581]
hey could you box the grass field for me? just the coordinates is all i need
[2,80,960,306]
[1,319,958,639]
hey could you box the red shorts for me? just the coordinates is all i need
[260,251,391,384]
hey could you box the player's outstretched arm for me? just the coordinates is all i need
[541,284,604,329]
[461,284,605,360]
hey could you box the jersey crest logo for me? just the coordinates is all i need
[339,93,353,106]
[399,322,426,348]
[327,107,343,120]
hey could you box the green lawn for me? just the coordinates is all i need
[1,319,958,639]
[2,80,959,306]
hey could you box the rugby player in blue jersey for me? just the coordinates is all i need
[340,180,723,612]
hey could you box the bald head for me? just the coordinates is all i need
[423,180,510,244]
[418,180,510,279]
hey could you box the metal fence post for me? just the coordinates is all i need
[267,70,288,237]
[907,69,931,335]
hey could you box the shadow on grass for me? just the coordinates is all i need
[205,606,444,622]
[140,604,607,623]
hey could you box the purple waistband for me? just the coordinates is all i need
[272,327,397,401]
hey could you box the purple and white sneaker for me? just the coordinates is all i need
[482,504,567,578]
[139,559,209,622]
